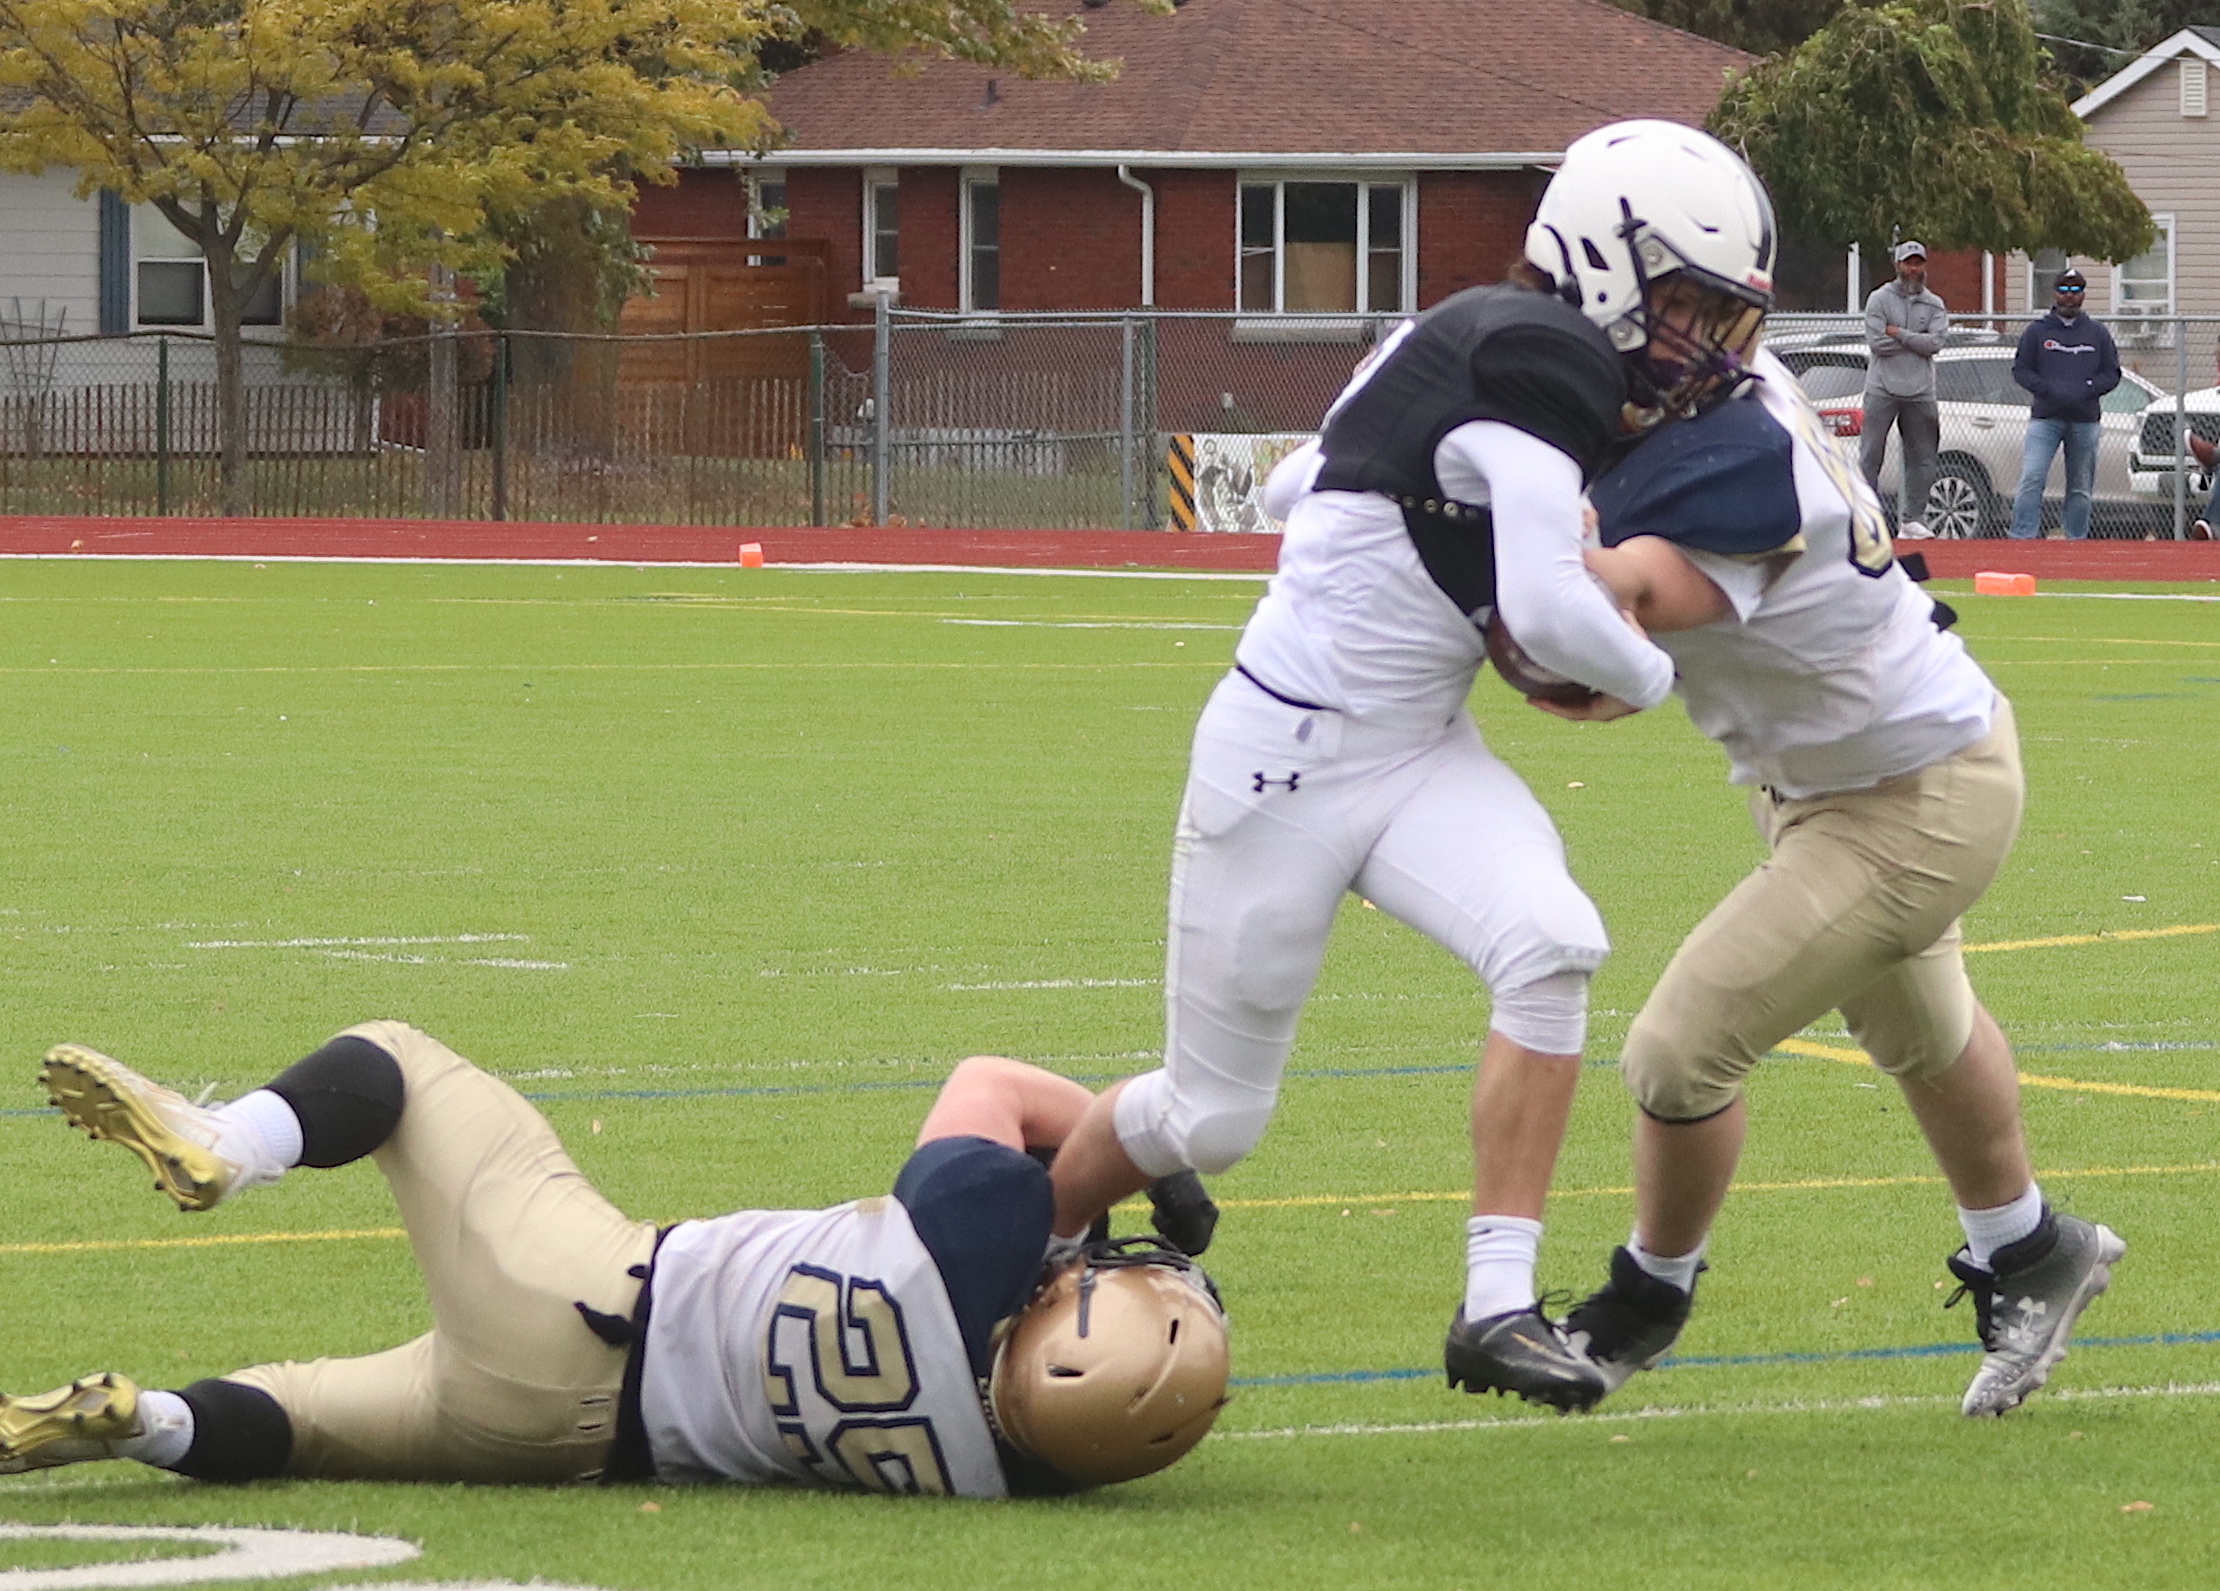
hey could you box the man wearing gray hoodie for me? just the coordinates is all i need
[1862,241,1949,537]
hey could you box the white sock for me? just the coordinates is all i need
[210,1089,304,1188]
[1958,1182,2044,1269]
[1463,1215,1543,1322]
[1628,1230,1705,1295]
[114,1390,194,1470]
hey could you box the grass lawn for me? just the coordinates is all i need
[0,561,2214,1589]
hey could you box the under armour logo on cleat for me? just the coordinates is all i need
[1252,771,1301,793]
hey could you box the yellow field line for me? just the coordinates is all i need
[0,1226,404,1256]
[14,1156,2220,1256]
[1775,1036,2220,1104]
[0,661,1214,676]
[1965,923,2218,953]
[2003,635,2220,649]
[1208,1160,2220,1211]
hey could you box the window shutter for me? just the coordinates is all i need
[2182,58,2208,118]
[96,191,130,334]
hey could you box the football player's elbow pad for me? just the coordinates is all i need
[1112,1069,1274,1179]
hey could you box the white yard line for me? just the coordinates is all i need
[941,618,1242,630]
[1221,1379,2220,1442]
[2024,590,2220,603]
[943,976,1159,991]
[185,934,530,950]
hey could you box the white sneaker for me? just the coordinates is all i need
[1898,521,1934,540]
[40,1044,267,1211]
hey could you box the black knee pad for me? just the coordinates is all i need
[172,1379,292,1481]
[266,1036,405,1168]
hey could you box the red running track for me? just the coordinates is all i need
[2,516,2218,582]
[1897,537,2220,583]
[0,517,1282,572]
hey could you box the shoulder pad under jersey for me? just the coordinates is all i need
[1590,394,1802,556]
[1466,305,1627,479]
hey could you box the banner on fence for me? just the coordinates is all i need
[1165,432,1313,533]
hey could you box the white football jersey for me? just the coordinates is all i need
[1608,348,1996,797]
[639,1196,1006,1497]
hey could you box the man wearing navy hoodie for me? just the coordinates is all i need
[2008,269,2120,540]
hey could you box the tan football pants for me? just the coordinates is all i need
[1620,698,2023,1123]
[222,1021,658,1483]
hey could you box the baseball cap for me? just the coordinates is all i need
[2055,268,2088,290]
[1892,240,1928,263]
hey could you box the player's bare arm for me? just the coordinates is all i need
[915,1054,1096,1152]
[1582,537,1733,634]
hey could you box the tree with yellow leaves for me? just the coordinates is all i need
[0,0,1141,513]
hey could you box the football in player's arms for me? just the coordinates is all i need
[6,1027,1227,1495]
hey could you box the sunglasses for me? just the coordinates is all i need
[2056,285,2086,294]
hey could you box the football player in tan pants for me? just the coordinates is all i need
[3,1025,1228,1492]
[1547,311,2122,1418]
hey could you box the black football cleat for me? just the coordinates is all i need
[1146,1170,1219,1257]
[1563,1246,1696,1395]
[1444,1304,1608,1413]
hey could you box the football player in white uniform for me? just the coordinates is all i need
[1047,122,1777,1413]
[1557,288,2124,1418]
[2,1027,1229,1491]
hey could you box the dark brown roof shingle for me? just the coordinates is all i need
[762,0,1750,159]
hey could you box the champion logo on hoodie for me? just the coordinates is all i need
[2042,338,2099,355]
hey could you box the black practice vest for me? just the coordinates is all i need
[1315,285,1627,620]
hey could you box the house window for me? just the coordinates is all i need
[2113,214,2175,342]
[863,169,899,289]
[749,174,787,240]
[2183,59,2208,117]
[134,206,283,329]
[962,170,1000,314]
[1236,177,1413,320]
[2027,247,2070,310]
[747,171,789,266]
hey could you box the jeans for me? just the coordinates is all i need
[2009,417,2100,540]
[1860,391,1940,530]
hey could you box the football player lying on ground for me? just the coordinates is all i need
[1,1025,1230,1492]
[1043,121,1777,1415]
[1544,290,2122,1417]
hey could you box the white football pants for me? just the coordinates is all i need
[1114,670,1610,1178]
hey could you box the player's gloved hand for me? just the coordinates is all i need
[1147,1170,1219,1257]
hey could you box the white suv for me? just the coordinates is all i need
[2126,389,2220,515]
[1777,343,2163,537]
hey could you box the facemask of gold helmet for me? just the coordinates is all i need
[989,1237,1231,1487]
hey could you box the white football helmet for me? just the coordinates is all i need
[1525,120,1777,413]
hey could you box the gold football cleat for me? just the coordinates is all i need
[41,1043,237,1212]
[0,1373,143,1472]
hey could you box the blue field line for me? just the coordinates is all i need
[0,1040,2206,1119]
[1230,1329,2220,1388]
[0,1059,1487,1118]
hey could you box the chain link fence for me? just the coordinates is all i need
[1,310,2214,536]
[1770,311,2220,540]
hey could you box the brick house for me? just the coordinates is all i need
[631,0,1750,326]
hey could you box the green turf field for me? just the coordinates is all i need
[0,560,2215,1590]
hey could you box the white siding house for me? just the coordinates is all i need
[0,171,102,337]
[1998,28,2220,369]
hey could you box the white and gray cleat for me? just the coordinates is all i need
[1948,1210,2125,1418]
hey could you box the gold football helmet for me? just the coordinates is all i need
[989,1238,1230,1487]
